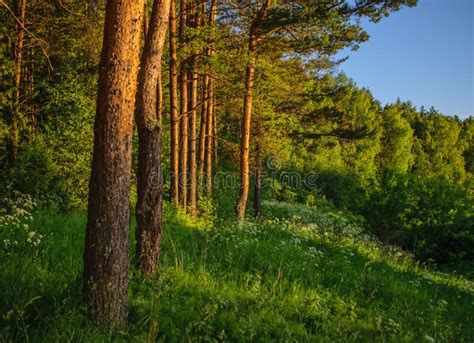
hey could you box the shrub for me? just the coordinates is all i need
[0,74,95,209]
[315,169,370,212]
[2,137,57,198]
[365,169,473,262]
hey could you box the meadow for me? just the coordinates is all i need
[1,195,472,342]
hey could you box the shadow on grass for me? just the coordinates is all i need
[157,220,473,340]
[0,209,472,341]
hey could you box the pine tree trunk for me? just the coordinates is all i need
[178,0,188,210]
[169,0,180,207]
[83,0,145,327]
[205,78,213,194]
[198,75,208,188]
[253,143,262,217]
[212,90,218,169]
[187,1,199,217]
[204,0,217,194]
[236,35,257,221]
[10,0,27,165]
[135,0,170,275]
[197,0,209,189]
[210,0,218,172]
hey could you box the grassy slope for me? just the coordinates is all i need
[0,201,473,342]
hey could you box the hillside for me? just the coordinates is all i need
[1,200,472,342]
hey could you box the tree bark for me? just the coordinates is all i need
[204,0,217,195]
[198,75,208,189]
[135,0,170,275]
[169,0,180,207]
[197,0,209,188]
[236,34,257,221]
[178,0,188,210]
[205,78,213,194]
[212,89,218,169]
[187,0,199,217]
[253,143,262,217]
[235,0,270,221]
[83,0,144,327]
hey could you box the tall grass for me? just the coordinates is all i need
[0,200,472,341]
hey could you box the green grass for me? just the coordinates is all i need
[0,201,473,342]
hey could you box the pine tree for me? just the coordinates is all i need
[135,0,171,275]
[83,0,145,326]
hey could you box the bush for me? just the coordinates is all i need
[314,169,370,212]
[365,169,473,262]
[0,74,95,209]
[2,137,57,198]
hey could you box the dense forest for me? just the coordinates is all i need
[0,0,473,341]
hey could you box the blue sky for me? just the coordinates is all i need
[337,0,473,119]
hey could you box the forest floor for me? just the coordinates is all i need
[0,200,473,342]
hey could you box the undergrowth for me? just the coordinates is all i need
[0,197,472,342]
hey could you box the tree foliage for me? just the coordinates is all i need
[0,0,471,265]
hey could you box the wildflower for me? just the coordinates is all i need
[424,335,435,342]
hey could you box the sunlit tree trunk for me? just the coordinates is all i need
[83,0,144,326]
[236,33,257,220]
[187,0,198,217]
[135,0,170,275]
[236,0,269,221]
[253,143,262,217]
[178,0,188,210]
[169,0,180,206]
[198,75,208,188]
[205,79,213,194]
[212,89,218,169]
[204,0,217,194]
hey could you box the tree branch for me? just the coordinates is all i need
[0,0,53,71]
[58,0,83,17]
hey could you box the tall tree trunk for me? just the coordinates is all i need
[135,0,170,275]
[205,78,213,194]
[9,0,27,165]
[187,0,199,217]
[212,90,218,169]
[236,34,257,221]
[169,0,179,206]
[204,0,217,194]
[178,0,188,210]
[197,0,208,190]
[198,75,208,188]
[83,0,144,327]
[179,70,188,209]
[253,143,262,217]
